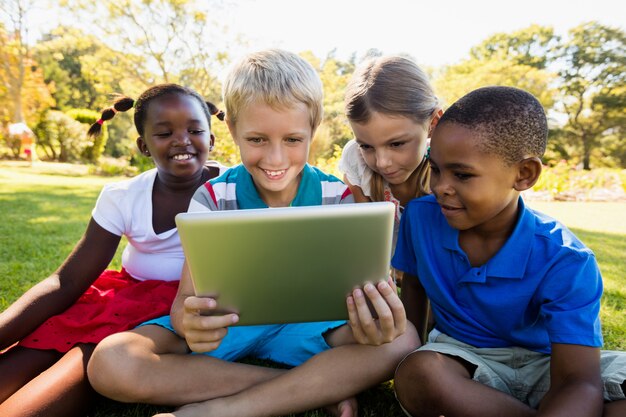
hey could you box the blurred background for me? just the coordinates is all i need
[0,0,624,199]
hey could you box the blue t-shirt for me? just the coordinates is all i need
[392,195,603,354]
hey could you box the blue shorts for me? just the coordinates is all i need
[141,315,346,367]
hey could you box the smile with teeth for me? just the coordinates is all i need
[172,153,194,161]
[264,169,286,178]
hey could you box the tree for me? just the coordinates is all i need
[469,24,559,69]
[300,50,356,162]
[0,0,34,123]
[62,0,229,98]
[33,26,124,111]
[553,22,625,169]
[433,57,556,114]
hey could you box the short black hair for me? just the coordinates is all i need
[438,86,547,164]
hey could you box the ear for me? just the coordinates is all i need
[209,133,216,151]
[428,108,444,137]
[136,137,150,156]
[514,157,542,191]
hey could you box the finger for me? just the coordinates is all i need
[377,280,407,336]
[387,273,398,294]
[353,287,382,345]
[347,295,367,344]
[363,282,396,342]
[183,311,239,333]
[184,296,217,314]
[188,340,224,353]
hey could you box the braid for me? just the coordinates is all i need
[87,84,225,139]
[87,96,135,138]
[206,101,225,121]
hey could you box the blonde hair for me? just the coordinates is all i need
[345,55,440,201]
[223,49,323,131]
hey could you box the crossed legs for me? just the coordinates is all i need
[89,323,419,417]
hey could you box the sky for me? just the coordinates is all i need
[222,0,625,67]
[21,0,626,69]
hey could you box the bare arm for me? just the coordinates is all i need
[170,261,238,352]
[537,343,603,417]
[400,273,431,343]
[0,218,121,350]
[343,176,372,203]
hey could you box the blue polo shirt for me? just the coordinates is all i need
[392,195,603,354]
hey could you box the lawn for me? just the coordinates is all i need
[1,161,625,417]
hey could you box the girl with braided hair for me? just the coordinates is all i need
[0,83,227,417]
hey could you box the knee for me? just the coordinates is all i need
[398,321,421,354]
[87,332,153,402]
[394,350,446,416]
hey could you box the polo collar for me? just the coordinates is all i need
[441,196,534,280]
[236,164,321,209]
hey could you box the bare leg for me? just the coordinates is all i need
[88,325,284,405]
[0,344,99,417]
[0,346,61,402]
[603,382,626,417]
[153,323,419,417]
[394,350,536,417]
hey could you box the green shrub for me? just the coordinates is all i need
[532,161,626,200]
[88,156,139,177]
[33,110,89,162]
[66,108,108,163]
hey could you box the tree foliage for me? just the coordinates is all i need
[435,22,625,169]
[552,22,625,169]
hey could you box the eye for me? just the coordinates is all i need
[454,172,473,181]
[285,137,303,144]
[247,137,263,144]
[189,129,206,135]
[358,143,373,151]
[389,141,406,148]
[154,132,171,138]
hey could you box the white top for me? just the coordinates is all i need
[92,162,228,281]
[338,139,374,197]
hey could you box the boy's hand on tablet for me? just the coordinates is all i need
[182,296,239,353]
[347,276,407,346]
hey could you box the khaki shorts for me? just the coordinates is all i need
[409,329,626,409]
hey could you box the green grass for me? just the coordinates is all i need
[1,162,625,416]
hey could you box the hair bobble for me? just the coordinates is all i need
[96,119,104,125]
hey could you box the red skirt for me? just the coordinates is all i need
[18,269,178,353]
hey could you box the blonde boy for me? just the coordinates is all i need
[89,49,418,417]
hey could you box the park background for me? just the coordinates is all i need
[1,0,625,416]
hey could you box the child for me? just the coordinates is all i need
[340,56,441,341]
[392,86,626,417]
[0,83,227,417]
[88,49,419,417]
[339,55,442,249]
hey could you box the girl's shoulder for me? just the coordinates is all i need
[101,168,157,195]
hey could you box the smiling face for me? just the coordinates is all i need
[137,93,213,181]
[228,100,313,207]
[428,122,522,235]
[349,112,430,186]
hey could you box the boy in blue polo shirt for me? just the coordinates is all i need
[392,86,626,417]
[88,49,419,417]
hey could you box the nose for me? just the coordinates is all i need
[430,172,453,197]
[375,149,392,171]
[264,142,286,166]
[173,130,191,146]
